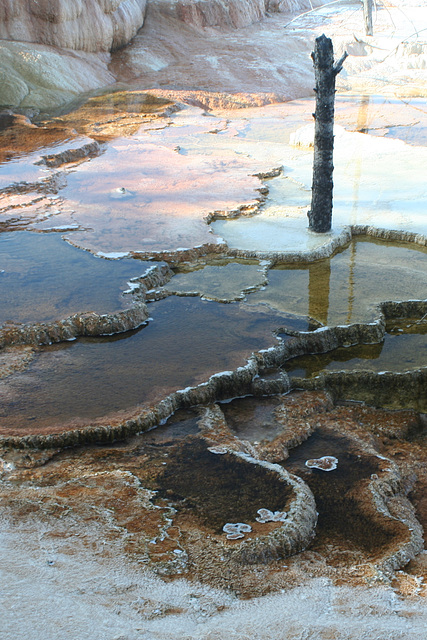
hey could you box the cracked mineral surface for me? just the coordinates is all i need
[2,1,427,638]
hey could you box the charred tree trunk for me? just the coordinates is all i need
[308,35,347,233]
[363,0,373,36]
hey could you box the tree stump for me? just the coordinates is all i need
[308,35,347,233]
[363,0,373,36]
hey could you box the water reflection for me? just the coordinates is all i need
[308,259,330,327]
[0,231,151,325]
[155,437,293,532]
[285,332,427,378]
[0,296,285,432]
[159,259,266,301]
[247,237,427,326]
[220,396,284,443]
[141,408,201,444]
[282,427,404,553]
[335,95,427,147]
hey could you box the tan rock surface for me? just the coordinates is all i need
[111,1,318,103]
[0,0,147,52]
[1,1,427,636]
[1,392,427,640]
[0,0,319,110]
[0,41,115,109]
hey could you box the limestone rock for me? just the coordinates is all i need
[0,0,147,52]
[0,0,319,109]
[150,0,267,31]
[0,41,115,109]
[149,0,318,31]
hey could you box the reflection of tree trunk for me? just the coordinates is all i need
[363,0,373,36]
[356,94,370,134]
[346,241,356,324]
[351,96,370,224]
[308,259,331,326]
[308,35,347,233]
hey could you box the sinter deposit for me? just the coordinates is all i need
[2,1,427,639]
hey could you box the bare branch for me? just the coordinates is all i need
[333,51,348,75]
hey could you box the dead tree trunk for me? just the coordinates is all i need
[308,35,347,233]
[363,0,373,36]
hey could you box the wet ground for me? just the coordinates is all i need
[0,230,152,324]
[285,326,427,377]
[2,10,427,633]
[2,233,427,432]
[0,297,288,433]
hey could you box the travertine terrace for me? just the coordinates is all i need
[2,1,427,639]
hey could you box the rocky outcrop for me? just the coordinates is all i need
[0,304,150,349]
[226,453,318,563]
[368,467,424,575]
[295,369,427,413]
[0,0,147,109]
[0,262,173,349]
[35,140,102,168]
[0,0,147,52]
[149,0,319,31]
[153,0,266,30]
[0,0,320,110]
[0,41,116,110]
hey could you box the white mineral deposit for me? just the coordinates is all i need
[305,455,339,471]
[2,0,427,639]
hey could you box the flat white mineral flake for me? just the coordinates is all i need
[256,508,287,523]
[207,446,228,454]
[223,522,252,539]
[305,456,338,471]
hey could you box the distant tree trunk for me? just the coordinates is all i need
[308,259,331,326]
[363,0,373,36]
[308,35,347,233]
